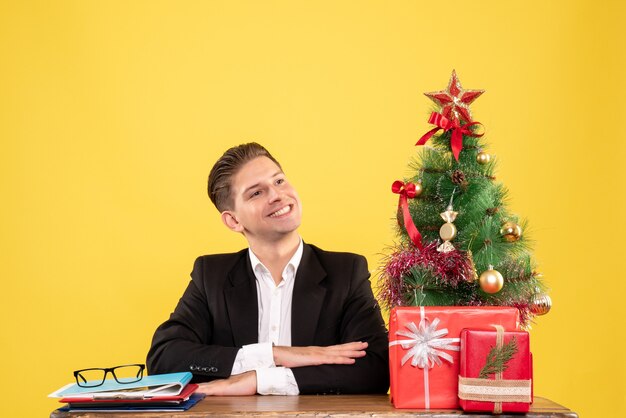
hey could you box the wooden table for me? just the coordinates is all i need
[51,395,578,417]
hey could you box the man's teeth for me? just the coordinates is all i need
[270,205,291,217]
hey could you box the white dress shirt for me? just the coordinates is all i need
[229,239,303,395]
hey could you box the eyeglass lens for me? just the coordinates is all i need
[76,364,143,387]
[112,364,144,383]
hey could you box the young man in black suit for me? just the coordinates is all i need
[147,143,389,395]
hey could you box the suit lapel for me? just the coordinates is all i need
[224,253,259,347]
[291,244,327,346]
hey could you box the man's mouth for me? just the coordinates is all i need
[269,205,292,218]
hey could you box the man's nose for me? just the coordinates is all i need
[267,185,282,202]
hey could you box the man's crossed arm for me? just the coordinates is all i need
[197,341,368,395]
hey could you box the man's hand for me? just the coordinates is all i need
[273,341,368,368]
[196,370,257,396]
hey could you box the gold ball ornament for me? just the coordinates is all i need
[479,266,504,294]
[413,181,423,197]
[476,152,491,164]
[500,222,523,242]
[530,293,552,316]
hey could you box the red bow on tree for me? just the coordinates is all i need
[392,180,423,250]
[417,112,484,161]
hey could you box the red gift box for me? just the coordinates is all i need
[458,327,533,413]
[389,306,519,409]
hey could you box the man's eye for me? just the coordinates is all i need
[276,178,285,185]
[250,190,261,198]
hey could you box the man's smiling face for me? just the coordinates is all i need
[222,156,302,241]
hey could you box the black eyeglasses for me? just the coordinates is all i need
[73,364,145,388]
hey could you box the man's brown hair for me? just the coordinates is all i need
[208,142,282,212]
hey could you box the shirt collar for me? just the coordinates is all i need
[248,238,304,282]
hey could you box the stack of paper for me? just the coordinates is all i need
[49,372,204,412]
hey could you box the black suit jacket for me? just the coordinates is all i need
[146,243,389,394]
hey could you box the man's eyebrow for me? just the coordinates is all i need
[241,171,284,196]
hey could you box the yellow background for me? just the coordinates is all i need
[1,1,624,416]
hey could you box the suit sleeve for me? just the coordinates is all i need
[146,257,239,381]
[291,255,390,394]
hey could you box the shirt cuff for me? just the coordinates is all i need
[230,343,275,375]
[256,367,300,395]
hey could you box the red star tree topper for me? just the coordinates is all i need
[424,70,484,123]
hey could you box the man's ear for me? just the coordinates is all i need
[221,210,244,233]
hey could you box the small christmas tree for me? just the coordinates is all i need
[379,71,551,327]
